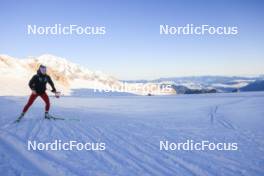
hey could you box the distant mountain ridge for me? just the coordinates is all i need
[124,75,264,93]
[238,80,264,92]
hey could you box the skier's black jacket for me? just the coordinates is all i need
[29,70,56,94]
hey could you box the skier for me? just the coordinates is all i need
[16,65,57,122]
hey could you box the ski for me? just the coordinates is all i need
[46,114,80,121]
[49,115,65,120]
[14,114,79,123]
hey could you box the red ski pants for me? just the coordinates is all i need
[23,93,50,113]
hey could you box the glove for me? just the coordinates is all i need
[51,89,56,93]
[55,91,61,98]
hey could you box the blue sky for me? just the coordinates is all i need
[0,0,263,79]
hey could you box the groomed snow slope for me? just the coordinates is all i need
[0,92,263,176]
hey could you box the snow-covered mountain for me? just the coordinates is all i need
[0,54,117,95]
[0,54,175,96]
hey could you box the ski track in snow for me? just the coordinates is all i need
[0,92,264,176]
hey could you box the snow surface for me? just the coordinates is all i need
[0,92,264,176]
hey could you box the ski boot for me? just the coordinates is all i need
[15,112,25,123]
[45,112,52,119]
